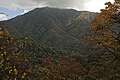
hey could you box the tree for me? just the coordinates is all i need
[31,56,87,80]
[90,0,120,79]
[91,0,120,63]
[0,27,32,79]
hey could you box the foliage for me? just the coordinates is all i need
[0,27,32,80]
[4,7,97,53]
[1,1,120,80]
[31,56,87,80]
[91,0,120,63]
[90,0,120,79]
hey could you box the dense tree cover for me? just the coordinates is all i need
[0,27,32,79]
[0,26,103,80]
[0,26,87,80]
[0,0,120,80]
[0,23,119,80]
[31,56,87,80]
[4,7,96,53]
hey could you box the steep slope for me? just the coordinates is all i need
[4,7,98,53]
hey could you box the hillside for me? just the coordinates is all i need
[3,7,98,53]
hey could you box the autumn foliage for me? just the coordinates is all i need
[30,56,87,80]
[0,0,120,80]
[91,0,120,62]
[0,28,31,79]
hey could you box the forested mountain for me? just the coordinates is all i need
[1,1,120,79]
[3,7,97,53]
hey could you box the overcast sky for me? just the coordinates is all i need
[0,0,114,21]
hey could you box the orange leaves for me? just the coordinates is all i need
[97,1,120,26]
[102,30,112,35]
[90,0,120,64]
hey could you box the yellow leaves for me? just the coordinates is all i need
[9,69,12,74]
[8,68,18,75]
[14,78,17,80]
[0,53,4,57]
[4,51,7,55]
[14,67,18,75]
[7,57,9,60]
[21,72,27,79]
[0,28,30,80]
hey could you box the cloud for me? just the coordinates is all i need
[84,0,113,12]
[0,0,40,11]
[0,0,114,14]
[0,0,114,20]
[0,13,7,21]
[42,0,85,10]
[0,0,86,11]
[21,10,30,15]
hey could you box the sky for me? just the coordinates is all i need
[0,0,114,21]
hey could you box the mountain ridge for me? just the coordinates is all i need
[3,7,98,53]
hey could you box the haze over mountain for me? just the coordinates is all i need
[3,7,98,53]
